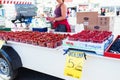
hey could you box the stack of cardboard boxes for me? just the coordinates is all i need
[76,12,114,31]
[98,16,114,31]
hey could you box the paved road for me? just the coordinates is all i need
[14,67,64,80]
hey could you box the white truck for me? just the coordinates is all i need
[0,40,66,80]
[0,2,120,80]
[0,33,120,80]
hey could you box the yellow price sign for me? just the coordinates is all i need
[64,50,85,79]
[0,40,5,49]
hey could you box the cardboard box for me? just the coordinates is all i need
[97,16,114,31]
[84,25,109,31]
[76,12,114,31]
[84,24,97,31]
[94,26,111,31]
[104,35,120,59]
[76,12,98,26]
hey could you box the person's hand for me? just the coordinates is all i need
[46,17,55,22]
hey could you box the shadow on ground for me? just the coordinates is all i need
[14,67,64,80]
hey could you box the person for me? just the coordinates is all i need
[24,16,32,29]
[48,0,71,32]
[116,11,120,16]
[11,13,25,27]
[100,8,106,16]
[67,8,71,17]
[11,13,32,29]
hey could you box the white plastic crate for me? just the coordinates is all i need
[63,35,114,55]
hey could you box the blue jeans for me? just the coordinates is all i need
[55,24,67,32]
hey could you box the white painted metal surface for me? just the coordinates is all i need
[5,41,120,80]
[82,55,120,80]
[6,41,72,80]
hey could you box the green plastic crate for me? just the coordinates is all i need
[0,28,11,31]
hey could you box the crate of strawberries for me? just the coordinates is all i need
[0,31,68,48]
[68,30,112,43]
[63,30,113,55]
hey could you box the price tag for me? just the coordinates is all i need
[0,40,5,49]
[64,50,85,79]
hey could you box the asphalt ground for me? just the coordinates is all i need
[14,67,64,80]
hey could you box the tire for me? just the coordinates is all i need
[0,46,22,80]
[0,52,16,80]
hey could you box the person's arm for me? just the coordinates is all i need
[54,4,67,21]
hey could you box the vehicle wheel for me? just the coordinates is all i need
[0,46,22,80]
[0,53,17,80]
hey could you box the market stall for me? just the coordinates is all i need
[0,30,119,80]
